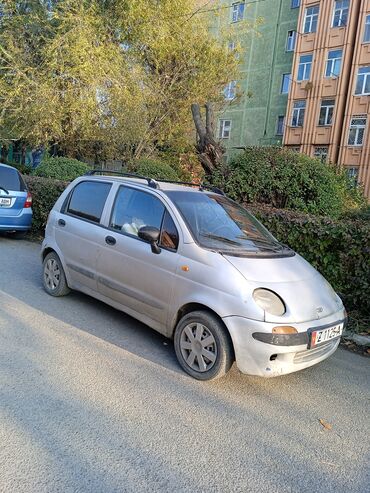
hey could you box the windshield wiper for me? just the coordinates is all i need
[0,186,9,195]
[199,233,241,246]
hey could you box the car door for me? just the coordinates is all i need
[96,185,180,330]
[54,180,112,293]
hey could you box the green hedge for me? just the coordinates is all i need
[25,175,68,232]
[212,147,366,218]
[249,204,370,317]
[24,175,369,317]
[129,158,181,181]
[33,156,91,181]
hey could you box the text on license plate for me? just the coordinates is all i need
[311,323,344,348]
[0,197,11,207]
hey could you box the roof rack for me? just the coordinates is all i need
[85,169,159,189]
[84,169,225,195]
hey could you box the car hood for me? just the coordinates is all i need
[223,253,343,323]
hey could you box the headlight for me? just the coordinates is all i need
[253,289,286,316]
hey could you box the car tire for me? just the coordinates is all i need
[174,310,234,381]
[42,251,70,297]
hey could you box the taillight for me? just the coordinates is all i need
[24,191,32,208]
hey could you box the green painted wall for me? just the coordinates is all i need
[213,0,299,156]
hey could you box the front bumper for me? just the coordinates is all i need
[223,309,345,377]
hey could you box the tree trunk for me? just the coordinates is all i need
[191,103,225,176]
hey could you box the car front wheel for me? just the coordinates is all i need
[42,251,70,297]
[174,310,234,380]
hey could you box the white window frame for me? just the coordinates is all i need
[325,50,342,78]
[219,119,232,139]
[318,100,335,126]
[348,116,367,147]
[347,167,359,181]
[314,147,329,162]
[281,74,291,94]
[303,5,319,34]
[355,66,370,95]
[231,2,245,23]
[291,101,306,127]
[364,15,370,43]
[286,30,297,52]
[332,0,349,28]
[224,81,237,100]
[297,54,313,81]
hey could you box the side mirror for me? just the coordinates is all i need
[138,226,161,254]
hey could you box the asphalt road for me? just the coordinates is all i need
[0,237,369,493]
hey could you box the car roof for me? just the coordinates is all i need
[80,173,223,196]
[0,162,18,171]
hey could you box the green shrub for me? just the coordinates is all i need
[129,158,181,181]
[212,147,366,218]
[33,156,90,181]
[24,175,68,233]
[249,204,370,317]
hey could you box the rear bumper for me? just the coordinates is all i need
[223,309,345,377]
[0,209,32,231]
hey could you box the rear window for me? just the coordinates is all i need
[0,166,26,192]
[67,181,112,223]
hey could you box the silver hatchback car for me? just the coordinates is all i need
[41,171,346,380]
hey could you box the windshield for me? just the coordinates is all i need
[166,191,293,257]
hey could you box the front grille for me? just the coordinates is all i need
[293,339,338,365]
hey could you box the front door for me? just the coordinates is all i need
[96,185,180,331]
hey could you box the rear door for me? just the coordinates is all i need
[96,185,180,329]
[54,180,112,292]
[0,166,27,218]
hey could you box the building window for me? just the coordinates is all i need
[332,0,349,28]
[286,30,297,52]
[364,16,370,43]
[224,81,237,100]
[291,0,300,8]
[325,49,343,77]
[297,54,313,81]
[347,167,359,182]
[318,100,335,126]
[219,119,232,139]
[291,101,306,127]
[314,147,329,162]
[303,5,319,34]
[281,74,291,94]
[276,116,285,136]
[232,2,245,23]
[348,116,367,146]
[290,146,301,152]
[355,66,370,95]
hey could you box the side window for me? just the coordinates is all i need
[110,187,165,237]
[67,181,111,223]
[160,211,179,251]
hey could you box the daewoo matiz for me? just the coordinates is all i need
[41,171,346,380]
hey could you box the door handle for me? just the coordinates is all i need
[105,235,116,246]
[58,219,66,227]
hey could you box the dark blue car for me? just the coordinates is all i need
[0,163,32,237]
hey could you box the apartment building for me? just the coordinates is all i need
[213,0,299,154]
[284,0,370,198]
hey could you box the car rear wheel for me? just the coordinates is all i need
[174,311,234,380]
[43,252,70,297]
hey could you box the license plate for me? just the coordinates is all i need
[0,197,11,207]
[310,322,344,348]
